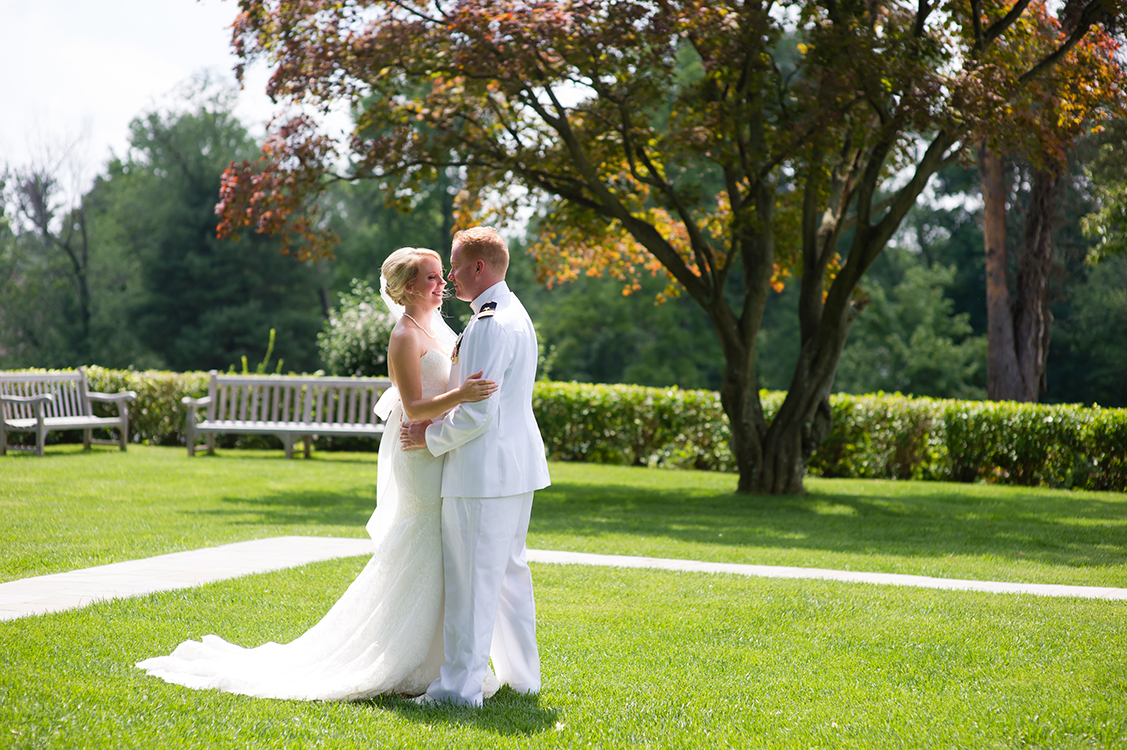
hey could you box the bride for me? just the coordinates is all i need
[136,247,498,701]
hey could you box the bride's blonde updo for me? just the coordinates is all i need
[381,247,444,306]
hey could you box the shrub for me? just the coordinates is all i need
[317,280,396,377]
[533,381,733,470]
[808,393,948,481]
[86,366,210,446]
[534,384,1126,491]
[943,400,1088,487]
[1081,408,1127,491]
[7,365,1125,491]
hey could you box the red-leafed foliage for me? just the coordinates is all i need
[216,0,1125,493]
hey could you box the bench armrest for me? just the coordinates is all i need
[87,391,138,403]
[0,393,55,406]
[182,396,213,407]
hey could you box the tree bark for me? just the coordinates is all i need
[980,142,1024,400]
[1013,169,1059,398]
[717,346,764,494]
[980,142,1057,402]
[758,392,834,494]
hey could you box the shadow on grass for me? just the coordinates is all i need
[191,490,377,528]
[187,451,380,465]
[529,477,1127,569]
[1,445,123,459]
[186,466,1125,569]
[368,688,558,737]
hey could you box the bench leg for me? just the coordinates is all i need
[303,436,311,459]
[36,424,46,458]
[206,433,215,455]
[282,435,295,459]
[0,423,7,457]
[119,416,128,451]
[83,429,92,450]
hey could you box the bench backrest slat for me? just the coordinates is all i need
[77,371,91,417]
[217,382,229,421]
[47,381,64,419]
[57,380,73,418]
[206,371,219,422]
[282,385,294,423]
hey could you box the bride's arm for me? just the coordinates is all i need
[388,324,497,423]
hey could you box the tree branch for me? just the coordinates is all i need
[631,142,717,289]
[971,0,986,52]
[527,91,711,302]
[387,0,444,25]
[984,0,1033,45]
[1018,0,1108,85]
[914,0,933,37]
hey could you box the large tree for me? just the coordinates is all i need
[977,2,1125,402]
[218,0,1123,493]
[0,151,98,365]
[97,88,326,372]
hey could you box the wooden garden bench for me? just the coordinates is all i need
[183,370,394,458]
[0,369,138,457]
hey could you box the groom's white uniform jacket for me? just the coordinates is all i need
[425,281,551,498]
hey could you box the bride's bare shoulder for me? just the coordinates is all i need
[388,322,426,360]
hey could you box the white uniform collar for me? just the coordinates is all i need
[470,280,509,314]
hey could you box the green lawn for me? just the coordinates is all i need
[2,445,1126,748]
[3,445,1126,587]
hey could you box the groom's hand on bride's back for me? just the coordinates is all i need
[400,419,432,450]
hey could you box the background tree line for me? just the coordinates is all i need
[2,81,1125,408]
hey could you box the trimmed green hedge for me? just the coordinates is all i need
[86,366,210,446]
[532,381,735,471]
[810,393,1126,491]
[6,368,1124,491]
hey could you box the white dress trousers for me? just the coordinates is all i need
[427,491,539,705]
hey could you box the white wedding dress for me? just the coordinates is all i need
[137,349,486,701]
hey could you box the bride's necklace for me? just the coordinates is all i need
[403,312,439,341]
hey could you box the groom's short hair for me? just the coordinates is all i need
[454,227,509,276]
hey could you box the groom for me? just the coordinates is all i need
[401,226,552,706]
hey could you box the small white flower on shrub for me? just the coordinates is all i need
[317,279,396,377]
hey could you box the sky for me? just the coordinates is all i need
[1,0,275,179]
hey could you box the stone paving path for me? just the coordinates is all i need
[2,536,1125,622]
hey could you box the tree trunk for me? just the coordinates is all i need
[77,210,91,353]
[438,167,456,254]
[980,142,1057,402]
[980,142,1024,400]
[758,394,834,494]
[757,321,841,494]
[1013,169,1059,398]
[717,349,764,494]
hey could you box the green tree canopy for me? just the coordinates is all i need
[94,87,326,372]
